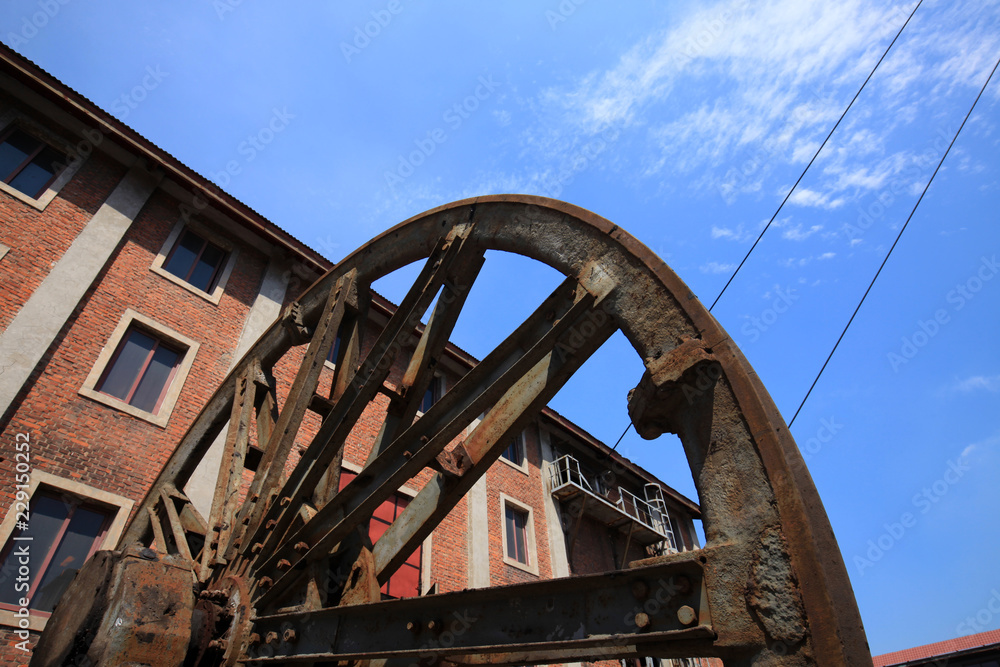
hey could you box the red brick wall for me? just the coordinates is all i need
[0,137,125,333]
[0,187,268,516]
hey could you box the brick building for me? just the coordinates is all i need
[0,45,703,665]
[873,629,1000,667]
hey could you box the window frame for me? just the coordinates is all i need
[0,115,84,211]
[499,493,539,576]
[0,470,133,632]
[499,431,529,474]
[79,309,200,427]
[150,220,238,304]
[340,462,432,597]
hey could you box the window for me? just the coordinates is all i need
[505,505,528,564]
[0,471,133,631]
[0,489,112,614]
[161,228,228,293]
[499,494,538,575]
[340,470,422,599]
[0,127,66,199]
[150,221,238,303]
[79,310,200,427]
[500,433,528,473]
[96,327,183,414]
[420,375,444,414]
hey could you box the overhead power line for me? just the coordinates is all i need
[709,0,925,312]
[788,53,1000,428]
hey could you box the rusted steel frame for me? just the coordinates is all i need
[313,308,367,509]
[373,305,617,582]
[246,554,712,663]
[147,506,167,553]
[365,238,486,467]
[158,486,194,561]
[252,280,600,607]
[301,196,868,664]
[199,360,259,580]
[254,365,279,459]
[231,270,356,551]
[242,231,472,568]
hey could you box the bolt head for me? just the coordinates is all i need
[677,605,697,626]
[634,612,651,629]
[283,628,298,643]
[265,631,279,645]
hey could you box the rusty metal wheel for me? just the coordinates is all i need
[32,196,871,666]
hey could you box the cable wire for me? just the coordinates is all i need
[709,0,924,312]
[788,53,1000,428]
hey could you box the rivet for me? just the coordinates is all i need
[674,575,692,595]
[265,519,277,530]
[280,496,292,506]
[283,628,298,643]
[259,577,273,589]
[208,639,228,651]
[251,543,264,554]
[677,605,697,626]
[294,541,310,554]
[634,612,651,629]
[427,619,442,634]
[248,632,261,645]
[631,580,649,599]
[265,631,279,645]
[277,558,292,571]
[407,621,421,633]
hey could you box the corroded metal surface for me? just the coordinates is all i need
[33,196,871,666]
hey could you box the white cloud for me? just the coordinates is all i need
[948,375,1000,394]
[781,222,823,241]
[711,224,753,242]
[700,261,736,274]
[519,0,1000,204]
[818,252,836,260]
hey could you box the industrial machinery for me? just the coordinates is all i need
[31,197,871,666]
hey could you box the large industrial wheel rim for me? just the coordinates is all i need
[33,195,870,666]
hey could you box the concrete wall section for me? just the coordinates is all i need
[185,257,290,518]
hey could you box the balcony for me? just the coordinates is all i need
[546,454,679,551]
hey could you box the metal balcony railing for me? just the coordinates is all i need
[546,454,679,551]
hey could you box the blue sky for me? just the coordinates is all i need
[4,0,999,656]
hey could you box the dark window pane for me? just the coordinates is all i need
[0,138,30,180]
[187,241,225,291]
[33,506,107,612]
[10,162,54,199]
[421,383,437,413]
[130,343,180,413]
[0,494,71,606]
[163,230,204,281]
[99,330,155,401]
[505,506,528,564]
[502,438,523,464]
